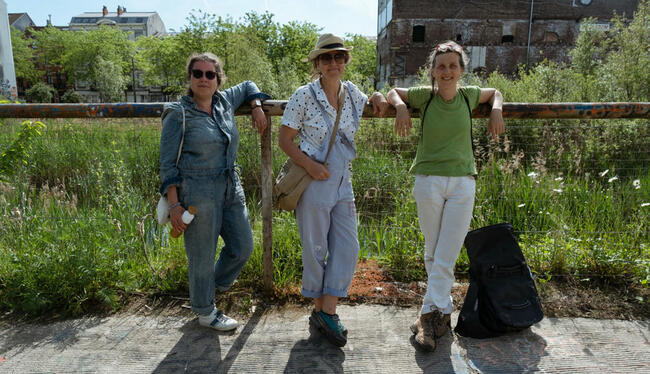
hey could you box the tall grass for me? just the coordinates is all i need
[0,112,647,316]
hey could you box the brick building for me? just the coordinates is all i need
[376,0,639,88]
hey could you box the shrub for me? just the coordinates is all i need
[25,82,56,103]
[61,89,83,103]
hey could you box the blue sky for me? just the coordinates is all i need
[7,0,379,36]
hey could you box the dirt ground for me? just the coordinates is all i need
[117,259,649,322]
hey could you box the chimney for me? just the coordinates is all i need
[102,6,108,17]
[47,14,52,26]
[117,6,123,16]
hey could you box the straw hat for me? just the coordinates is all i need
[306,33,353,61]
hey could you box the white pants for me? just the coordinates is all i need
[413,175,476,315]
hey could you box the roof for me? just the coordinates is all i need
[72,12,158,18]
[8,13,26,24]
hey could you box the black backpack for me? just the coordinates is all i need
[455,223,544,338]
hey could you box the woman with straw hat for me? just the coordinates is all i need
[279,33,388,347]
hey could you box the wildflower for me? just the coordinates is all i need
[518,203,526,208]
[642,203,650,207]
[555,177,563,181]
[599,169,609,177]
[633,179,641,190]
[527,171,538,178]
[608,176,618,183]
[553,188,563,193]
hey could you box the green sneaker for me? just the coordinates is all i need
[309,310,347,347]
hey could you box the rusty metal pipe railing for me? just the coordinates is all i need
[0,102,649,119]
[1,101,649,291]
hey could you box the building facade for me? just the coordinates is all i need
[376,0,640,88]
[69,6,166,102]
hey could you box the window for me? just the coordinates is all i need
[412,25,425,43]
[456,34,462,43]
[502,35,514,43]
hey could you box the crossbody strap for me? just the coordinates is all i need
[308,82,346,162]
[175,106,186,167]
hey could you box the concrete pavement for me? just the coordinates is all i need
[0,304,648,373]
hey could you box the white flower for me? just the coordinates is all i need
[608,176,618,183]
[642,203,650,207]
[599,169,609,177]
[555,177,564,181]
[527,171,538,178]
[633,179,641,189]
[553,188,563,193]
[518,203,526,208]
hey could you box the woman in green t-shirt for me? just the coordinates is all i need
[387,40,505,352]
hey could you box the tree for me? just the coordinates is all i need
[343,34,377,94]
[10,27,41,85]
[136,35,186,98]
[93,56,125,102]
[31,25,135,101]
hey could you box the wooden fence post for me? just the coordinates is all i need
[261,113,274,291]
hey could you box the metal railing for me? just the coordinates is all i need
[1,101,649,289]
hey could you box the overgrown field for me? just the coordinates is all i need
[0,112,647,316]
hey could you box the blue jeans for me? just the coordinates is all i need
[180,171,253,315]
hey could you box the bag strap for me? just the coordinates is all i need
[307,82,346,162]
[420,90,434,136]
[175,106,186,167]
[459,89,475,154]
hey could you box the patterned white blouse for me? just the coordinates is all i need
[281,79,368,159]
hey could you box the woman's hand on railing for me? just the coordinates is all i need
[369,92,389,118]
[251,103,267,134]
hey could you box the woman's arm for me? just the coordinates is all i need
[387,88,411,136]
[278,126,331,181]
[479,88,505,140]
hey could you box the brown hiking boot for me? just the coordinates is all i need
[410,312,437,351]
[431,312,451,337]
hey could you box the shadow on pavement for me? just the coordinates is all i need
[153,307,265,374]
[283,323,345,373]
[0,317,102,358]
[413,331,455,373]
[457,328,547,372]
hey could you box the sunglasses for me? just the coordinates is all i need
[191,69,218,80]
[319,53,347,64]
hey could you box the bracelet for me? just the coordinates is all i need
[169,202,182,209]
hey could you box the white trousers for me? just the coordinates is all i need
[413,175,476,315]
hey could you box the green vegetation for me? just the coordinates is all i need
[0,2,648,316]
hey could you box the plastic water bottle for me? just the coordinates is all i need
[170,206,197,238]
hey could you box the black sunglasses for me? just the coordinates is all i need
[319,53,347,64]
[191,69,218,80]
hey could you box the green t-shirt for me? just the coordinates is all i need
[407,86,481,176]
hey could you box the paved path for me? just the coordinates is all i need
[1,305,648,373]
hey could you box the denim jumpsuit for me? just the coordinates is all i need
[159,81,269,315]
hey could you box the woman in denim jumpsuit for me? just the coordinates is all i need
[279,34,388,347]
[159,52,269,331]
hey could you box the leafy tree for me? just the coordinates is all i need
[32,25,135,101]
[25,82,56,103]
[93,56,124,102]
[343,34,378,94]
[136,35,186,98]
[10,27,41,85]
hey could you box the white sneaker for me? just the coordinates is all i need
[198,308,238,331]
